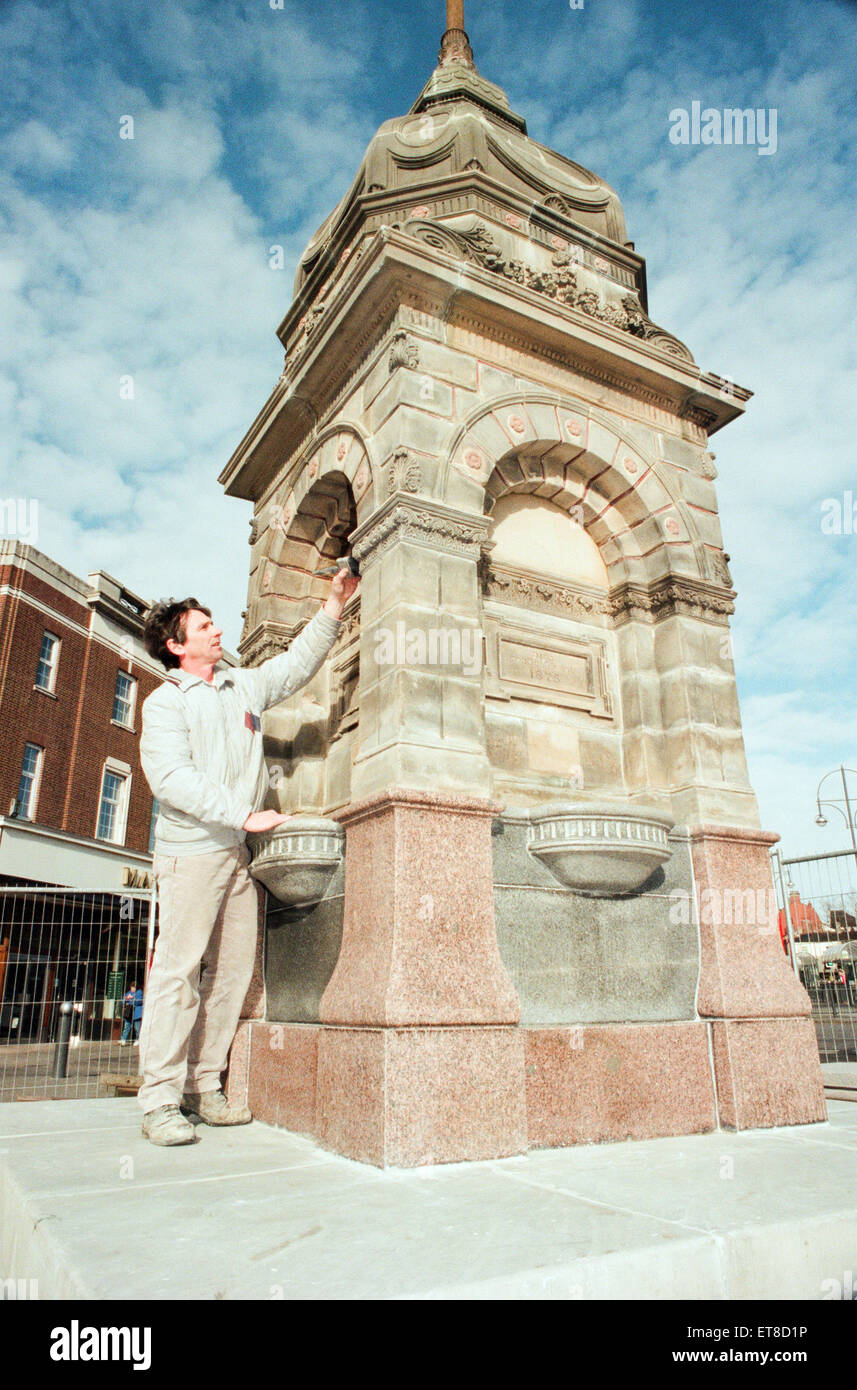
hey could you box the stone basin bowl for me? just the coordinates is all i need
[247,814,344,910]
[527,800,674,896]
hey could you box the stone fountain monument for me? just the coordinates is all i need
[219,3,826,1165]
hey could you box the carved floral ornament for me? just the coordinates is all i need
[389,330,420,371]
[281,212,692,377]
[386,448,422,497]
[481,562,735,627]
[402,219,695,363]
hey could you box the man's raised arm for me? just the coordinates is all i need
[249,569,358,712]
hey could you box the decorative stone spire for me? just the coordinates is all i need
[439,0,475,68]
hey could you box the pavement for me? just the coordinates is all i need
[1,1066,856,1301]
[0,1038,142,1103]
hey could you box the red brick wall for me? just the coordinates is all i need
[0,562,164,854]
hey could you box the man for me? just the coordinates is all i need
[138,568,357,1146]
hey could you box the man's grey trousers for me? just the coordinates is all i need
[138,844,258,1114]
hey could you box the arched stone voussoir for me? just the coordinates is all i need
[448,393,710,585]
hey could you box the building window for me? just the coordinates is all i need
[96,763,131,845]
[16,743,43,820]
[112,670,137,727]
[35,632,60,693]
[148,799,159,854]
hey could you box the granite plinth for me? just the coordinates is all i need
[524,1022,717,1148]
[711,1018,828,1130]
[690,826,812,1018]
[264,864,345,1023]
[493,820,698,1023]
[245,1022,319,1136]
[316,1025,527,1167]
[240,886,266,1021]
[320,789,520,1025]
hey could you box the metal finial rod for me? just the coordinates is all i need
[440,0,474,67]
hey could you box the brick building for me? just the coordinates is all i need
[0,541,166,890]
[0,543,166,1050]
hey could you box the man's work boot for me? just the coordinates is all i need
[181,1090,252,1126]
[142,1104,196,1146]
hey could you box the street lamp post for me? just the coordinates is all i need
[815,765,857,859]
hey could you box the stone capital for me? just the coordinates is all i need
[350,494,492,569]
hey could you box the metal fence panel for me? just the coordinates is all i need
[0,886,155,1101]
[773,847,857,1063]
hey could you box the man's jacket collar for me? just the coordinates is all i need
[176,664,235,691]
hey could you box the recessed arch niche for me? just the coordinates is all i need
[242,465,361,814]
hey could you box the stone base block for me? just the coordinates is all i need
[711,1018,828,1130]
[242,1022,319,1135]
[690,826,811,1018]
[525,1022,717,1148]
[224,1021,252,1109]
[225,1017,828,1167]
[316,1026,527,1167]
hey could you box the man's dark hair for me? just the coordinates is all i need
[143,598,212,670]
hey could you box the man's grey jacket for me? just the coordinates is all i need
[140,608,341,857]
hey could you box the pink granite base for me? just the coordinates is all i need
[242,1022,319,1134]
[320,789,520,1026]
[223,1021,251,1109]
[690,825,811,1018]
[238,886,266,1022]
[525,1022,717,1148]
[316,1025,527,1167]
[711,1018,828,1129]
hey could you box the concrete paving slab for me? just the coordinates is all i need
[821,1062,857,1101]
[1,1098,856,1301]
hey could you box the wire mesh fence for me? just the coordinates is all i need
[773,847,857,1063]
[0,885,155,1102]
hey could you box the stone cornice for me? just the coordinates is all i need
[481,563,734,627]
[221,229,749,501]
[482,563,611,624]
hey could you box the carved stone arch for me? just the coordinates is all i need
[443,392,707,586]
[295,421,377,524]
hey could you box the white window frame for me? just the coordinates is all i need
[111,669,137,729]
[95,758,132,846]
[34,631,60,695]
[16,743,44,821]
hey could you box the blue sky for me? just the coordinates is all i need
[2,0,856,856]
